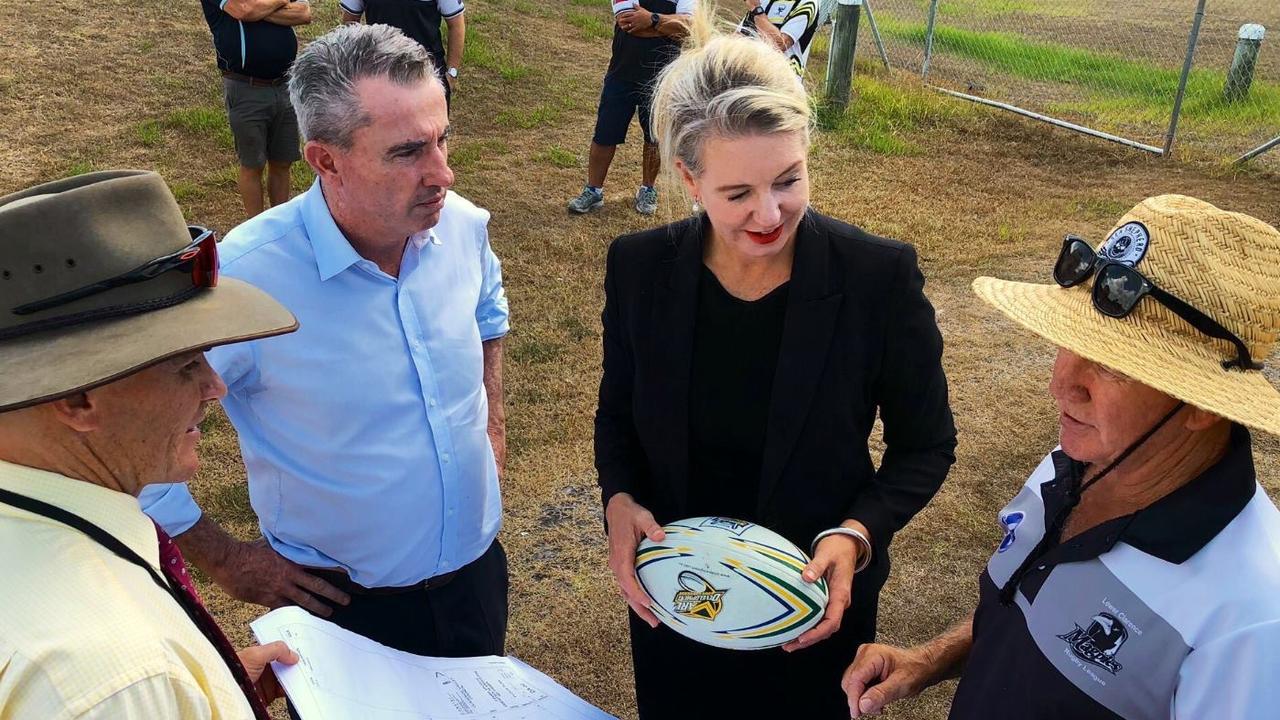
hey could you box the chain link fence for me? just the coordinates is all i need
[831,0,1280,165]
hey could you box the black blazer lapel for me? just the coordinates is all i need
[651,217,703,512]
[759,214,843,513]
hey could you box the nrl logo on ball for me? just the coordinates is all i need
[672,571,727,621]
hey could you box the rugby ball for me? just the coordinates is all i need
[635,516,828,650]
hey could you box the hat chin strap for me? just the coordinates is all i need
[998,400,1186,606]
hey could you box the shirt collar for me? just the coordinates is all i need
[1047,423,1256,565]
[0,459,162,571]
[303,179,365,282]
[304,180,442,279]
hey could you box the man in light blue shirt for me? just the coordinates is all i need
[141,24,510,658]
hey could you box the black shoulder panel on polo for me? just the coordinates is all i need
[201,0,299,79]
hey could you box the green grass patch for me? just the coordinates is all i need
[463,33,531,81]
[291,162,315,192]
[449,139,511,169]
[164,107,235,149]
[819,74,974,155]
[538,146,580,168]
[137,120,163,148]
[875,17,1280,132]
[567,10,613,40]
[496,105,562,129]
[937,0,1088,18]
[510,338,565,364]
[63,160,98,177]
[169,181,204,203]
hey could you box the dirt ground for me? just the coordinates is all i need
[2,0,1279,718]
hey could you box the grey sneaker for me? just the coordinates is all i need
[567,186,604,214]
[634,185,658,215]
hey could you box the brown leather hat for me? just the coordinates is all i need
[0,170,297,411]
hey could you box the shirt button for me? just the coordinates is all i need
[442,453,451,463]
[1037,564,1047,571]
[429,398,438,407]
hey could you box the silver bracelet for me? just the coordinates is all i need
[810,527,873,574]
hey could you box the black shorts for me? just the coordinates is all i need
[591,74,656,147]
[222,77,301,168]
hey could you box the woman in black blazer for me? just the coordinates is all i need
[594,19,957,719]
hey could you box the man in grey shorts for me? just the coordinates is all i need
[200,0,312,217]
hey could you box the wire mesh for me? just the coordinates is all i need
[838,0,1280,164]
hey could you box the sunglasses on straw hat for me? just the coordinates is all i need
[1052,235,1262,372]
[12,226,218,316]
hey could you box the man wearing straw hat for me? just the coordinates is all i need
[843,195,1280,719]
[0,171,300,718]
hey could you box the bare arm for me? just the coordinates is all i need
[445,14,465,74]
[174,515,349,616]
[843,614,974,717]
[751,12,794,50]
[615,11,690,39]
[222,0,289,22]
[264,1,312,26]
[483,337,506,478]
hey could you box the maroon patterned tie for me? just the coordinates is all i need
[154,523,272,720]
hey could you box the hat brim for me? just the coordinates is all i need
[0,278,298,411]
[973,277,1280,436]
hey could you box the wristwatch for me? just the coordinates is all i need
[447,67,459,79]
[650,12,660,28]
[747,6,766,18]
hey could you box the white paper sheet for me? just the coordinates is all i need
[251,606,616,720]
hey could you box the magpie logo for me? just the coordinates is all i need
[1058,612,1128,674]
[997,511,1024,554]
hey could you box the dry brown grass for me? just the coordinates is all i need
[3,1,1279,718]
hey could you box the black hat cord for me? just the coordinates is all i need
[998,401,1187,606]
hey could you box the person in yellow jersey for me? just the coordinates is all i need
[0,170,300,719]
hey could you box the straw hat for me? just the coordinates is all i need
[0,170,298,412]
[973,194,1280,436]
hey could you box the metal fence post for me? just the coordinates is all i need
[1164,0,1208,157]
[825,0,862,111]
[862,0,891,71]
[921,0,941,80]
[1236,134,1280,164]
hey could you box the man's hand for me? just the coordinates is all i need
[615,9,648,35]
[781,529,862,652]
[605,492,665,628]
[176,518,351,617]
[236,640,299,704]
[842,643,934,717]
[215,538,351,616]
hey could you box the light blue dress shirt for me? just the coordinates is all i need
[140,180,508,588]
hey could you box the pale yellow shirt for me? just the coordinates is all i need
[0,460,254,719]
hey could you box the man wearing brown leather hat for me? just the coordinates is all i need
[0,170,301,718]
[844,196,1280,719]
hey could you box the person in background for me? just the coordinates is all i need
[738,0,820,76]
[200,0,312,217]
[341,0,466,110]
[845,196,1280,720]
[565,0,694,216]
[595,13,956,717]
[0,170,299,719]
[141,24,510,666]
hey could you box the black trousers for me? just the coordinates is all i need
[287,541,508,717]
[628,589,878,719]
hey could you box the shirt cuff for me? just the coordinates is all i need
[138,483,204,537]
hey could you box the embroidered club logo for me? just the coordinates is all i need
[672,571,727,621]
[1101,221,1150,267]
[997,511,1025,554]
[1058,612,1128,674]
